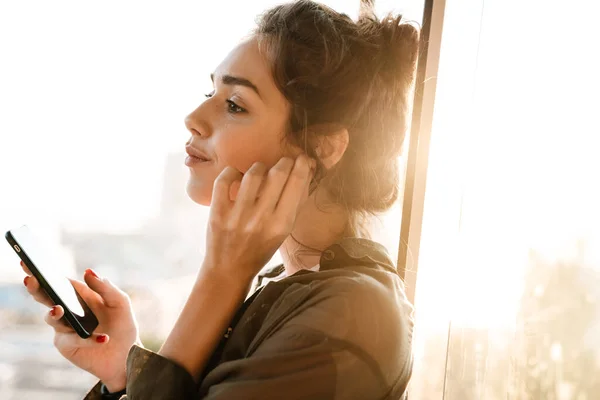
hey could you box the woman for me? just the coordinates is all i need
[21,1,419,398]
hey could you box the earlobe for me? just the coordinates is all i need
[316,128,349,170]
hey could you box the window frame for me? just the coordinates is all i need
[393,0,446,306]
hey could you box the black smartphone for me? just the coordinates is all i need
[5,225,98,338]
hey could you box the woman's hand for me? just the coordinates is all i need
[203,155,314,282]
[159,155,314,379]
[21,262,141,393]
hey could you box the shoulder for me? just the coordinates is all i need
[288,267,413,342]
[263,266,413,396]
[277,266,413,356]
[274,237,414,347]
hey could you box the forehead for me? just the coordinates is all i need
[214,38,282,101]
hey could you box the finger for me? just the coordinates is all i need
[24,275,55,308]
[274,155,312,221]
[233,162,267,210]
[79,269,128,309]
[67,277,105,314]
[20,260,32,275]
[44,305,73,333]
[255,157,295,212]
[229,180,242,201]
[212,166,243,214]
[54,331,110,350]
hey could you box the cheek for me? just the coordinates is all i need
[185,122,289,206]
[184,139,276,207]
[216,129,286,172]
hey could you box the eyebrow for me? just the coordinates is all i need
[210,73,261,99]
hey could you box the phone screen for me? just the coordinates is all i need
[10,226,85,316]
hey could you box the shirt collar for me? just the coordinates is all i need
[257,237,397,283]
[319,237,397,274]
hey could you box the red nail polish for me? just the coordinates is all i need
[96,335,108,343]
[50,306,57,317]
[86,269,99,279]
[23,276,29,286]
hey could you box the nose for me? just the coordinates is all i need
[184,105,211,138]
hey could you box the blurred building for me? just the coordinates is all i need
[60,152,209,285]
[57,152,209,340]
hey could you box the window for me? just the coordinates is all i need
[408,0,600,398]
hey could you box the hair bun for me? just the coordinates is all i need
[357,2,420,89]
[255,1,420,233]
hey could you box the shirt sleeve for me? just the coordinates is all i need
[83,344,198,400]
[108,345,197,400]
[83,381,128,400]
[83,381,103,400]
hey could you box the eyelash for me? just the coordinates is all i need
[204,91,247,114]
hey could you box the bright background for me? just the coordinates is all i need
[1,0,599,399]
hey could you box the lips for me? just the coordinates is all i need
[185,145,211,162]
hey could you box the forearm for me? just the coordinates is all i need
[159,264,252,381]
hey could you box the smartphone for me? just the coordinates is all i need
[5,225,98,338]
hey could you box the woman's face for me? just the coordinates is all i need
[184,38,292,206]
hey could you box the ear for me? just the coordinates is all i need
[314,128,349,170]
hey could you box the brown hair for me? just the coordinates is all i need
[255,0,419,237]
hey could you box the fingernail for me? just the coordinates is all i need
[23,276,29,286]
[50,306,57,317]
[96,334,108,343]
[86,269,100,279]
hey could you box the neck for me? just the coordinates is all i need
[279,191,348,276]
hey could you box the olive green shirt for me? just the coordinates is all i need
[84,238,414,399]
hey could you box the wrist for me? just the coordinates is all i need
[198,260,255,294]
[160,262,254,378]
[102,374,126,393]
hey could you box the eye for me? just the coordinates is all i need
[203,90,246,114]
[227,100,247,114]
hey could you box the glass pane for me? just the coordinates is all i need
[410,0,600,398]
[405,0,488,396]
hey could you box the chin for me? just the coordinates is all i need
[186,180,212,206]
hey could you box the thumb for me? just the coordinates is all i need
[82,269,128,308]
[69,278,104,313]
